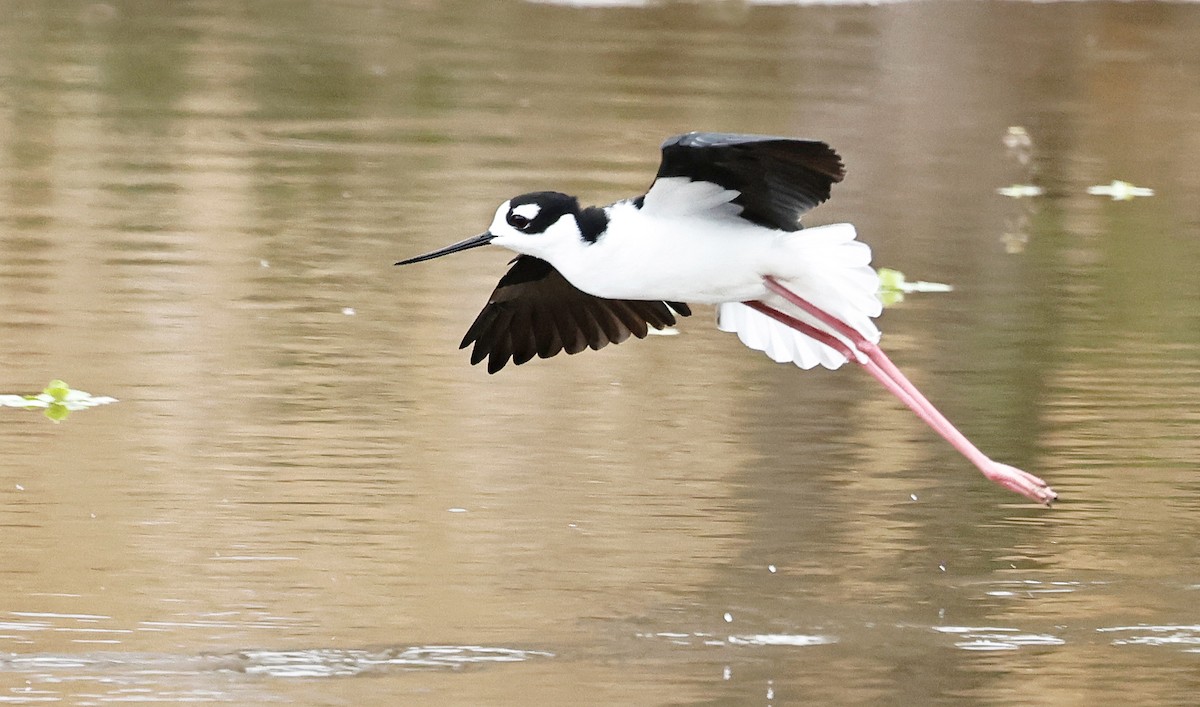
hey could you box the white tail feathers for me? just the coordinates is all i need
[718,301,850,369]
[717,223,883,370]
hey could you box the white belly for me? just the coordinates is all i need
[555,214,778,303]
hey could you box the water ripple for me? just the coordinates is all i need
[639,631,836,648]
[934,626,1066,651]
[0,644,555,695]
[234,645,555,677]
[1098,625,1200,650]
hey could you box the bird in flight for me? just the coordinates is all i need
[396,132,1056,505]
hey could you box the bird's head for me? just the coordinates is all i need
[396,191,597,268]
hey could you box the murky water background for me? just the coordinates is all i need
[2,0,1199,704]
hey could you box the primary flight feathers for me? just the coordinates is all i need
[460,256,691,374]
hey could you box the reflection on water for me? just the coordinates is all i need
[2,0,1200,704]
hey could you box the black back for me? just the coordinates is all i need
[654,132,845,231]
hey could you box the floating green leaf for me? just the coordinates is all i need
[0,380,118,422]
[45,379,70,402]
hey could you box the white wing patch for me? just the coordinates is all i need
[641,177,743,219]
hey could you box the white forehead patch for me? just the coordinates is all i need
[512,203,541,220]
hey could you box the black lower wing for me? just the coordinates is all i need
[460,256,690,373]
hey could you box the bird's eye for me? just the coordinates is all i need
[507,212,531,230]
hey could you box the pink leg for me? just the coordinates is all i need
[748,301,964,442]
[762,277,968,445]
[755,279,1057,505]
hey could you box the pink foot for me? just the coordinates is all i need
[979,461,1058,505]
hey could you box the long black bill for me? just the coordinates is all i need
[395,232,495,266]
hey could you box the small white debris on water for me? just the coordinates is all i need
[768,564,776,573]
[342,307,356,316]
[910,493,918,501]
[723,666,732,680]
[1003,125,1031,146]
[448,508,467,513]
[1003,126,1033,165]
[723,612,733,623]
[259,259,270,268]
[15,484,23,491]
[996,184,1044,198]
[904,280,953,294]
[939,564,947,572]
[767,681,775,700]
[1,390,117,410]
[1087,180,1154,200]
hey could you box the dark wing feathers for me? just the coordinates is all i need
[459,256,689,373]
[607,300,649,339]
[666,301,692,318]
[655,131,845,231]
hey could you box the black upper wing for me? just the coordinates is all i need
[653,132,845,232]
[460,256,691,373]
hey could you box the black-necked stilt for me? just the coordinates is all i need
[396,132,1057,505]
